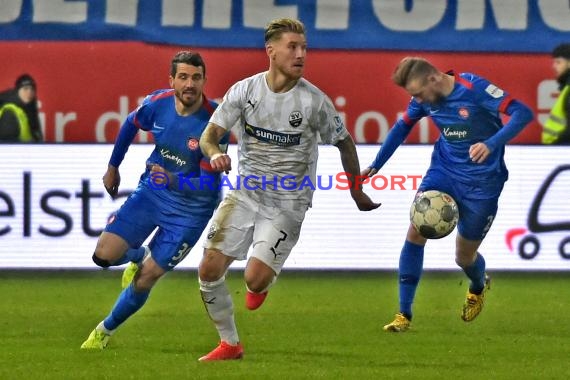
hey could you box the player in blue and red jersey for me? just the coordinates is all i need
[81,51,228,349]
[363,57,533,332]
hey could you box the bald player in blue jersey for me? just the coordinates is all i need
[81,51,228,349]
[362,57,533,332]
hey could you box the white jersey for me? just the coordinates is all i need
[210,72,349,209]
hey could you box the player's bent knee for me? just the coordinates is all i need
[92,253,112,268]
[199,249,231,281]
[199,266,224,282]
[244,258,276,292]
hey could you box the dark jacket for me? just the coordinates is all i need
[0,88,43,142]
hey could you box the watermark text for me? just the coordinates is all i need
[147,172,422,191]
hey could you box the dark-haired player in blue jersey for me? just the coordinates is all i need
[363,57,533,332]
[81,51,228,349]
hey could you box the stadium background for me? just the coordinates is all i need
[1,1,569,270]
[2,3,570,379]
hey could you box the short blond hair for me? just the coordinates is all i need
[392,57,438,88]
[264,18,305,43]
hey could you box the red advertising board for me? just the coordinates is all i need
[1,42,550,143]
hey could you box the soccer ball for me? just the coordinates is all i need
[410,190,459,239]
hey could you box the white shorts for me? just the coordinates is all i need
[204,190,307,274]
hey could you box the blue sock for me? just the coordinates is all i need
[463,253,486,294]
[103,284,150,331]
[398,240,425,320]
[111,247,147,266]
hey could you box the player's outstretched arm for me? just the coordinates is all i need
[367,118,413,175]
[104,117,139,198]
[361,167,378,177]
[335,136,381,211]
[103,165,121,198]
[200,122,232,173]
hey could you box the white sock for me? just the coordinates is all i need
[199,276,239,345]
[97,321,114,335]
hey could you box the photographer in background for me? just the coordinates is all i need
[543,43,570,145]
[0,74,43,143]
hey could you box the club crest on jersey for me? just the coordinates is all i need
[289,111,303,128]
[187,138,199,151]
[458,108,470,119]
[207,224,217,239]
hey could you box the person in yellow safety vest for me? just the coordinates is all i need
[0,74,43,142]
[543,44,570,145]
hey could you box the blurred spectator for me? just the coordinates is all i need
[543,44,570,145]
[0,74,43,142]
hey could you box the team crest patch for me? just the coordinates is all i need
[485,84,504,98]
[207,224,217,239]
[458,108,470,119]
[187,138,199,150]
[289,111,303,128]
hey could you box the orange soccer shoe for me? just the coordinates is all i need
[198,341,244,361]
[245,290,268,310]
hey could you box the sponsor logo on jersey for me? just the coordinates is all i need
[458,108,470,119]
[485,84,504,98]
[152,122,164,130]
[333,115,345,133]
[247,99,257,109]
[187,138,199,151]
[442,126,469,140]
[160,149,187,166]
[244,122,302,147]
[107,214,116,225]
[289,111,303,127]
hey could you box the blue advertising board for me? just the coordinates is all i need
[0,0,568,52]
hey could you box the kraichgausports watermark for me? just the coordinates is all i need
[146,172,422,191]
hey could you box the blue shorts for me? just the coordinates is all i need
[418,168,504,241]
[105,188,210,271]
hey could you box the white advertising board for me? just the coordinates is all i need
[0,145,568,270]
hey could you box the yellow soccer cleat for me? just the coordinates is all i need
[383,313,411,332]
[121,246,150,289]
[121,262,139,289]
[80,329,110,350]
[461,274,491,322]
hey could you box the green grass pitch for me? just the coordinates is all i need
[1,270,569,379]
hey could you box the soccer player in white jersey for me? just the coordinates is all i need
[196,18,381,361]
